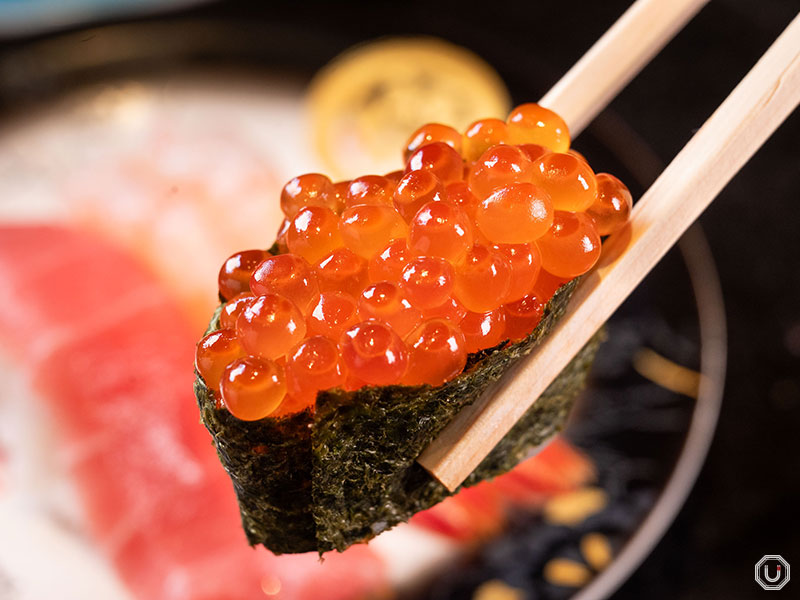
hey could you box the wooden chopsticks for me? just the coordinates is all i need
[419,10,800,492]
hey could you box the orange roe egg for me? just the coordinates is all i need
[286,206,343,264]
[195,329,246,392]
[220,356,287,421]
[219,293,255,329]
[393,170,445,221]
[339,204,409,259]
[314,247,368,297]
[403,319,467,386]
[460,309,507,353]
[236,293,307,359]
[400,256,455,310]
[467,144,535,199]
[503,292,545,341]
[408,201,473,263]
[250,254,320,314]
[330,180,350,214]
[422,296,467,324]
[307,291,359,340]
[280,173,336,218]
[534,269,571,300]
[463,118,508,161]
[537,211,601,278]
[358,281,422,337]
[339,320,409,385]
[368,239,412,283]
[568,148,589,164]
[286,335,346,404]
[384,170,405,184]
[531,152,598,212]
[493,243,542,303]
[405,142,464,185]
[475,182,553,244]
[518,143,550,162]
[507,103,570,152]
[218,249,271,301]
[586,173,633,235]
[444,181,479,219]
[345,175,395,208]
[342,373,369,392]
[404,123,462,162]
[453,243,512,312]
[270,392,315,418]
[275,218,290,254]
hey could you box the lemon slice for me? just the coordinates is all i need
[309,37,511,179]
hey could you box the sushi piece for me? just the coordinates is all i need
[194,103,631,553]
[0,224,595,599]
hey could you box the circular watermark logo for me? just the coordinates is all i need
[755,555,790,590]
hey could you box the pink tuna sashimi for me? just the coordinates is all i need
[409,437,595,542]
[0,225,387,600]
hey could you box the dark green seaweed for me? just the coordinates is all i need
[194,277,602,553]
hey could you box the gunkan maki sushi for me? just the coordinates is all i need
[193,102,632,553]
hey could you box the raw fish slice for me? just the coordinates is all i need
[409,437,594,541]
[0,225,387,600]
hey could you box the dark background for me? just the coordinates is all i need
[2,1,798,597]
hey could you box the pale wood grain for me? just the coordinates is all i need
[540,0,710,137]
[420,13,800,492]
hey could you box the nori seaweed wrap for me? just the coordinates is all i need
[195,277,602,553]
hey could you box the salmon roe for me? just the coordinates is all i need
[408,201,473,263]
[507,103,570,152]
[345,175,395,208]
[454,244,512,313]
[204,102,632,420]
[218,249,271,301]
[314,247,368,297]
[236,294,306,358]
[219,293,254,329]
[403,319,467,386]
[503,293,546,341]
[307,291,359,341]
[220,356,287,421]
[250,253,320,314]
[423,296,467,325]
[475,182,553,244]
[286,335,346,404]
[236,293,307,360]
[401,256,455,310]
[460,309,506,354]
[339,320,409,385]
[444,181,479,218]
[287,206,343,264]
[368,239,412,283]
[280,173,336,218]
[536,211,601,279]
[358,281,422,337]
[393,170,445,222]
[531,152,598,212]
[493,243,541,303]
[195,329,246,392]
[462,118,508,162]
[329,180,350,213]
[404,123,463,162]
[586,173,633,235]
[518,143,550,163]
[339,204,408,259]
[405,142,464,185]
[468,144,534,199]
